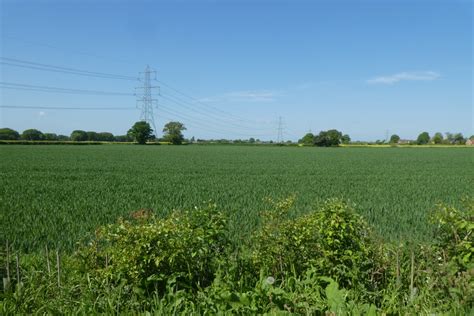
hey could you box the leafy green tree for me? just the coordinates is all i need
[128,121,154,144]
[97,132,115,142]
[163,121,186,145]
[416,132,430,145]
[453,133,465,145]
[314,129,343,147]
[432,132,443,144]
[86,131,99,141]
[341,134,351,144]
[43,133,58,140]
[389,134,400,144]
[21,129,44,141]
[57,135,70,141]
[299,133,314,145]
[0,128,20,140]
[70,130,88,141]
[444,132,454,144]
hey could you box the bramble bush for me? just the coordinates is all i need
[77,202,229,294]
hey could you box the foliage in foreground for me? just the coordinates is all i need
[1,198,472,314]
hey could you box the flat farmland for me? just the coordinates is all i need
[0,145,472,251]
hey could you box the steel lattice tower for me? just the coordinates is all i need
[136,65,159,133]
[277,116,284,144]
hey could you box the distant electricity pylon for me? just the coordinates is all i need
[135,65,159,133]
[277,116,284,144]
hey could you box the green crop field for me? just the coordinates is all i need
[0,145,472,251]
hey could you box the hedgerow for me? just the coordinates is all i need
[1,198,472,314]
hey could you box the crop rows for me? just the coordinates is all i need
[0,145,472,251]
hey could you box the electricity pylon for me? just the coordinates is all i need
[136,65,159,133]
[277,116,284,144]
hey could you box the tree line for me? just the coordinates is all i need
[0,127,132,142]
[1,124,472,146]
[298,130,473,146]
[388,131,471,145]
[0,121,187,145]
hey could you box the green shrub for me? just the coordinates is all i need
[432,198,473,273]
[77,203,229,294]
[251,198,383,292]
[377,199,474,313]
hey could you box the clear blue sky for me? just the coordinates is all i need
[1,0,472,141]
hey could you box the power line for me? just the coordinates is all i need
[1,101,275,138]
[4,34,135,65]
[0,61,137,81]
[0,82,134,96]
[157,79,275,126]
[157,112,272,139]
[159,102,273,134]
[0,105,135,110]
[158,103,274,137]
[0,57,137,80]
[158,106,249,136]
[159,91,273,132]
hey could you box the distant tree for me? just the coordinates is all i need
[86,131,99,141]
[444,132,454,144]
[43,133,58,141]
[432,132,443,144]
[57,135,70,141]
[0,128,20,140]
[298,133,314,145]
[128,121,153,144]
[21,129,44,141]
[453,133,465,145]
[389,134,400,144]
[313,129,343,147]
[249,137,256,143]
[70,130,88,141]
[97,132,115,142]
[341,134,351,144]
[416,132,430,145]
[190,136,195,143]
[114,135,133,142]
[162,121,186,145]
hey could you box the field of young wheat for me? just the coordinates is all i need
[0,145,472,251]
